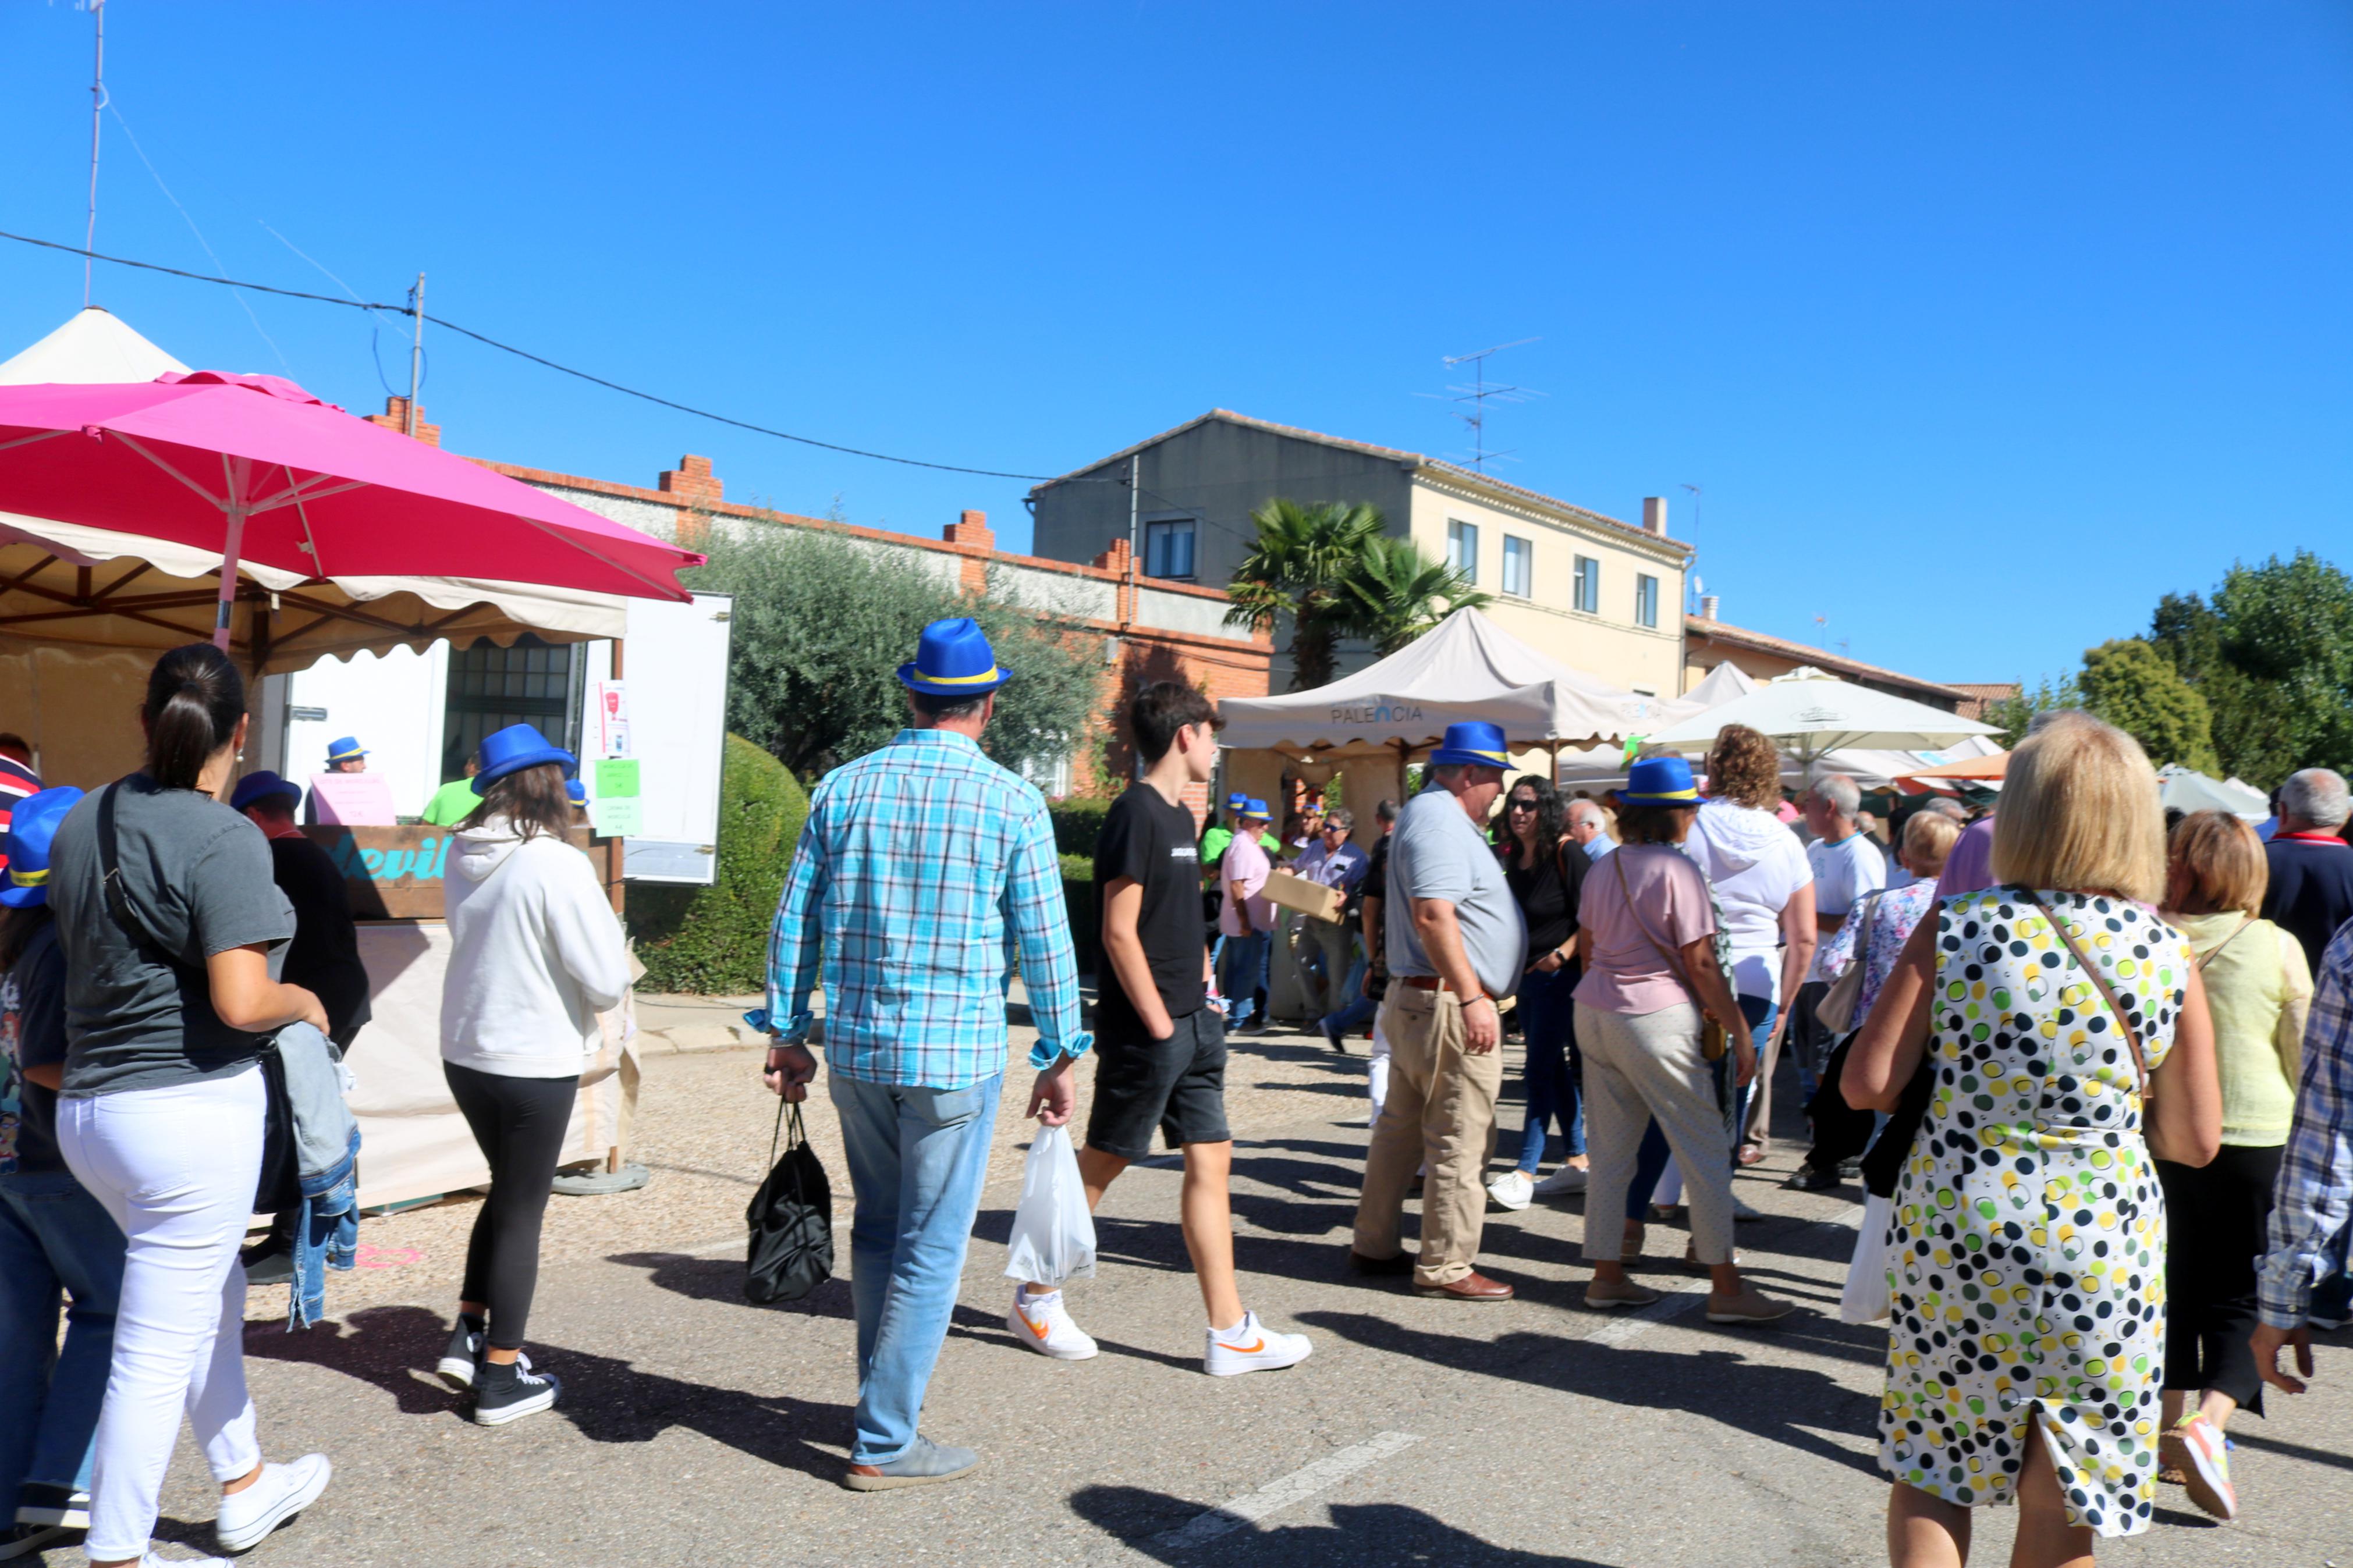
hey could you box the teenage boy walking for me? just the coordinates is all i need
[1013,682,1312,1377]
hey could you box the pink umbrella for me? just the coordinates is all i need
[0,370,705,649]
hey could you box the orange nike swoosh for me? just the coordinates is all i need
[1227,1337,1264,1353]
[1021,1313,1050,1340]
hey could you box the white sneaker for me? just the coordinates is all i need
[1486,1170,1535,1210]
[1204,1311,1313,1377]
[1531,1165,1589,1197]
[214,1453,331,1552]
[1007,1287,1098,1360]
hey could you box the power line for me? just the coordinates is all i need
[0,227,1056,481]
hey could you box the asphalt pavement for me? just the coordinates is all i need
[56,1030,2353,1567]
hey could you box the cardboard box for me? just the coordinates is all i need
[1262,869,1345,924]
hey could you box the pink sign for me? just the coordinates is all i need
[307,773,399,827]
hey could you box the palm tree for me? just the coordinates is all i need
[1223,498,1386,690]
[1342,535,1493,655]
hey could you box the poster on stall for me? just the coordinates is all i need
[590,680,631,759]
[590,756,643,837]
[307,771,399,827]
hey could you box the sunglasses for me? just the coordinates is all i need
[1507,799,1540,812]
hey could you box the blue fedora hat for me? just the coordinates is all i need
[1237,798,1270,821]
[325,735,368,765]
[1225,792,1248,811]
[566,777,588,806]
[228,770,302,813]
[2,786,84,908]
[1620,755,1702,807]
[1428,720,1511,770]
[473,723,579,794]
[897,617,1012,697]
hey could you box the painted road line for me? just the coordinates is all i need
[1829,1203,1867,1228]
[1584,1289,1705,1346]
[1151,1431,1424,1548]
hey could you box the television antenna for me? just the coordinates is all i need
[1425,337,1543,470]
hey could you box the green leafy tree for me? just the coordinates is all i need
[1341,536,1493,655]
[1984,674,2084,749]
[2151,551,2353,786]
[691,524,1107,781]
[2077,638,2219,771]
[1224,499,1385,690]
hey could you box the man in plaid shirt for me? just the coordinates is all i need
[2253,917,2353,1398]
[761,618,1089,1492]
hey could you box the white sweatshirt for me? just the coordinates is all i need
[440,816,631,1078]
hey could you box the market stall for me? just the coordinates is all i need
[0,360,702,1209]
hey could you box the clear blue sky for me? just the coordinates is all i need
[2,2,2346,691]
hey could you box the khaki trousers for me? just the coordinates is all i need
[1351,984,1506,1286]
[1575,1000,1738,1267]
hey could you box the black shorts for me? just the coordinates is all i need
[1085,1006,1230,1160]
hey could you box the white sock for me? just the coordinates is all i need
[1019,1285,1059,1306]
[1211,1312,1254,1340]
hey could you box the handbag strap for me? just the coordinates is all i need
[2027,892,2150,1098]
[766,1098,809,1167]
[1613,847,1705,1012]
[97,783,202,980]
[2194,915,2253,973]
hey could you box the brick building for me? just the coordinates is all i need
[363,398,1273,822]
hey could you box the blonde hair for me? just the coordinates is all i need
[2166,809,2268,916]
[1902,810,1961,876]
[1989,713,2165,904]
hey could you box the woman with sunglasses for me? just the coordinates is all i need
[1486,777,1590,1210]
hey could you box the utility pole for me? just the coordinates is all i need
[405,272,426,436]
[1124,452,1140,628]
[83,1,105,307]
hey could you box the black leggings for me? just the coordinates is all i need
[445,1061,577,1350]
[2157,1142,2284,1414]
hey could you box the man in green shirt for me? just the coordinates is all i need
[421,758,481,826]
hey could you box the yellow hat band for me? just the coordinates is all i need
[9,866,47,888]
[914,664,1002,686]
[1632,786,1700,802]
[1461,749,1509,764]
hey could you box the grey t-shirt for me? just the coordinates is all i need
[1384,784,1529,1001]
[51,774,296,1097]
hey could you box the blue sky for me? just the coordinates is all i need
[1,2,2345,691]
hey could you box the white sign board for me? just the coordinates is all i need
[606,592,732,885]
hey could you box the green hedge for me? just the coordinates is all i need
[628,734,810,994]
[1049,795,1117,858]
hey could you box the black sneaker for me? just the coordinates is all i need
[13,1483,88,1529]
[1784,1164,1843,1192]
[471,1359,560,1426]
[436,1318,485,1390]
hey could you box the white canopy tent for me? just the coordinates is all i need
[1553,660,1756,791]
[1218,606,1660,760]
[1639,666,1999,768]
[2157,765,2269,822]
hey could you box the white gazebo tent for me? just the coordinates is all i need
[2157,765,2269,822]
[1638,666,1999,777]
[1217,607,1661,802]
[1553,660,1758,793]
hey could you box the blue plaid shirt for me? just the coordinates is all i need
[764,728,1090,1089]
[2258,918,2353,1328]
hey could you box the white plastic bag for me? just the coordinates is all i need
[1840,1192,1894,1324]
[1002,1124,1097,1286]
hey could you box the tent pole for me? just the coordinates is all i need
[212,500,245,653]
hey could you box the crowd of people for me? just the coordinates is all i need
[3,616,2350,1567]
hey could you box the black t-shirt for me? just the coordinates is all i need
[271,835,374,1047]
[1504,838,1589,959]
[1362,834,1392,984]
[1095,784,1206,1035]
[1,919,68,1172]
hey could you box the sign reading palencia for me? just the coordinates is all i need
[300,824,618,920]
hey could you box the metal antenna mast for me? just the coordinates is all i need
[83,0,107,307]
[1433,337,1541,469]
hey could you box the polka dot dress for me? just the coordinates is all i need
[1879,887,2186,1538]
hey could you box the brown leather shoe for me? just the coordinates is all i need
[1414,1271,1514,1301]
[1347,1249,1415,1276]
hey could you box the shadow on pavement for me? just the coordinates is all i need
[608,1251,855,1318]
[1071,1485,1618,1565]
[1293,1310,1880,1478]
[245,1303,854,1483]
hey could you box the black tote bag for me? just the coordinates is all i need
[745,1101,833,1305]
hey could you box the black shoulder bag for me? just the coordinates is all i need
[98,783,299,1214]
[745,1100,833,1304]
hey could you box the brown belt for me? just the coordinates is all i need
[1398,976,1476,995]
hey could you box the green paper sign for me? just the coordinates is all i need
[594,758,641,798]
[590,795,643,837]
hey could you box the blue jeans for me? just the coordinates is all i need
[828,1070,1003,1465]
[0,1168,126,1503]
[1324,955,1376,1037]
[1218,933,1270,1027]
[1627,994,1774,1219]
[1515,965,1584,1172]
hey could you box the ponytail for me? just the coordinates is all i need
[142,643,246,791]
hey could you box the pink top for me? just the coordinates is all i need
[1574,844,1719,1014]
[1219,833,1275,937]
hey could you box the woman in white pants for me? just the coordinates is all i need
[48,642,333,1568]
